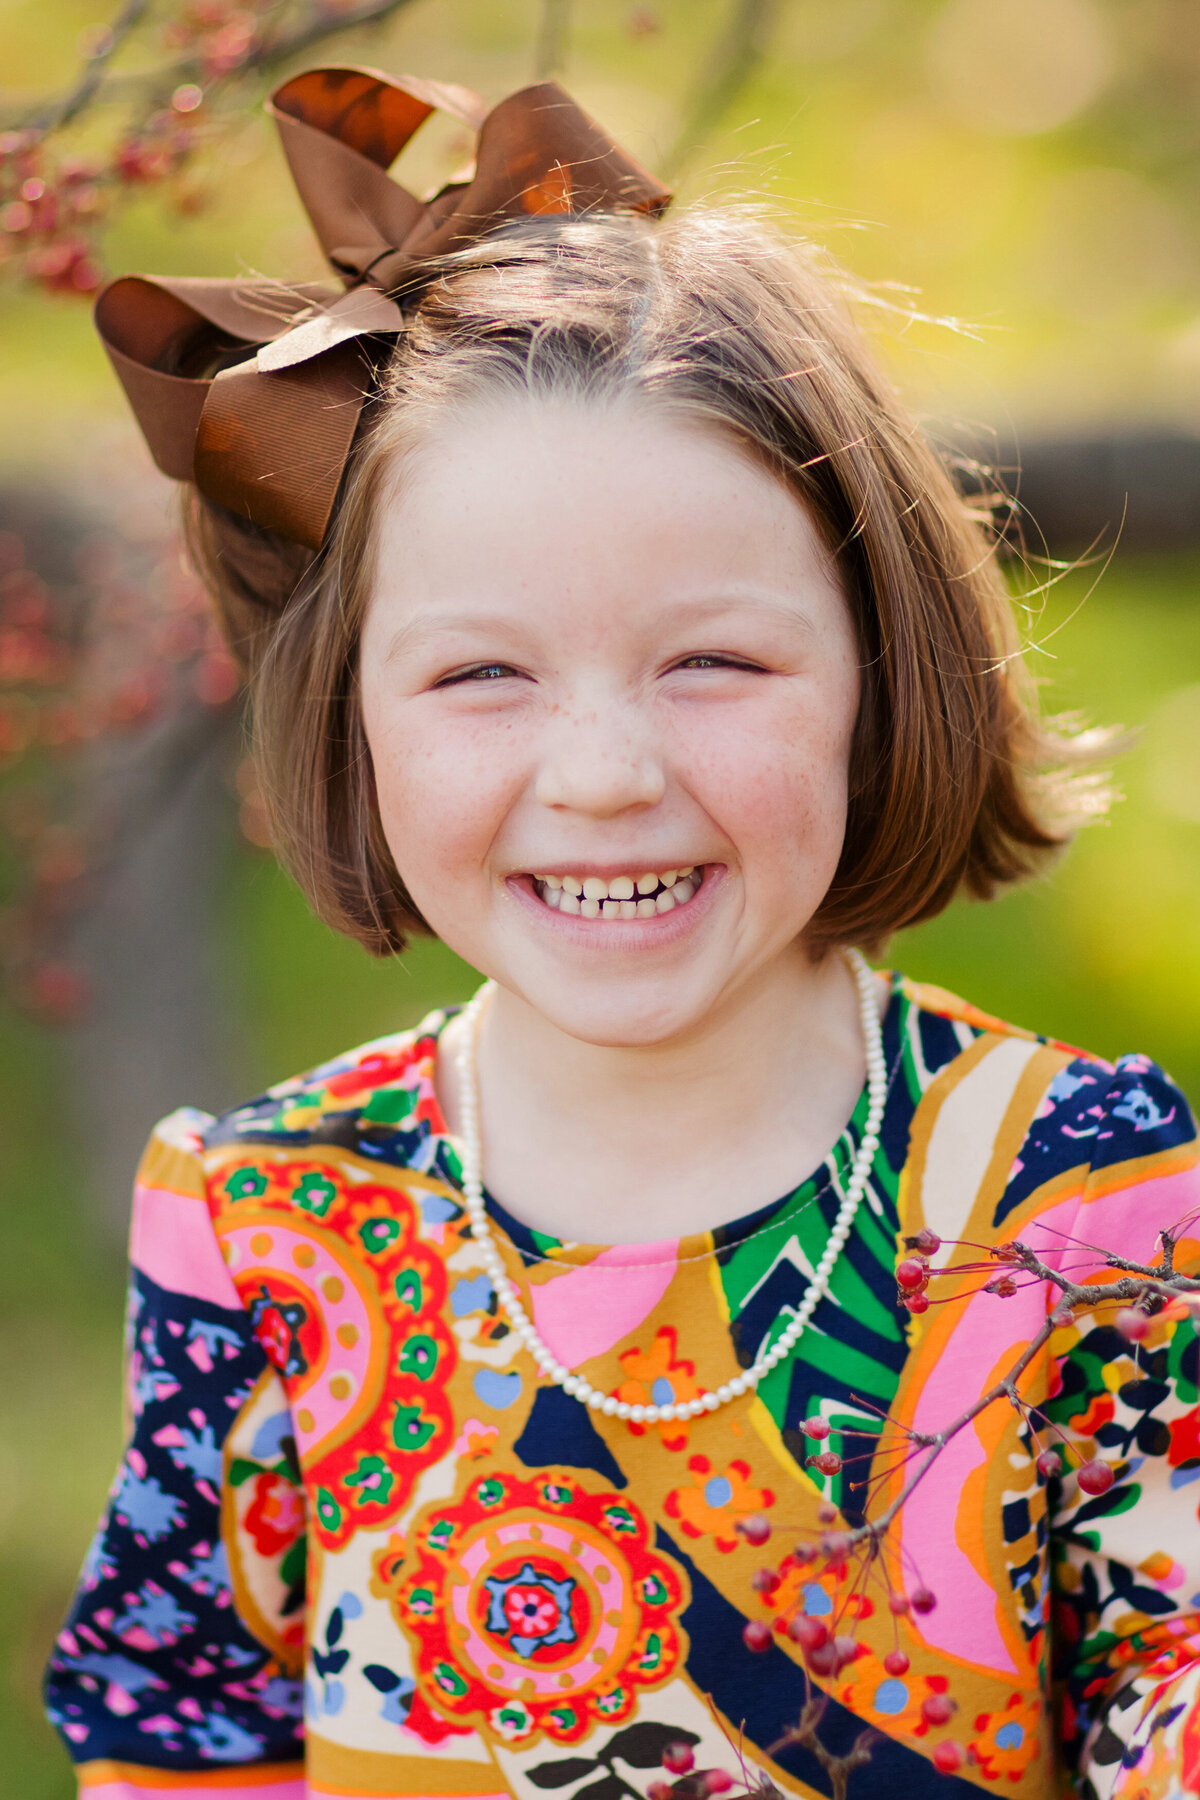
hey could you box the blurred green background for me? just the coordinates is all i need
[3,1,1200,1792]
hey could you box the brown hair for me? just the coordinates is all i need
[188,206,1105,957]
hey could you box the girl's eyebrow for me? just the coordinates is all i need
[381,611,533,664]
[381,589,821,664]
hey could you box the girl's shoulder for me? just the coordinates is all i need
[887,972,1197,1247]
[194,1004,458,1173]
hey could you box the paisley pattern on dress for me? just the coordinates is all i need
[44,980,1200,1799]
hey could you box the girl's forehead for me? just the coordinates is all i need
[366,396,843,629]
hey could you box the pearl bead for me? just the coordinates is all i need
[716,1384,732,1404]
[616,1402,632,1420]
[601,1396,619,1416]
[655,1404,672,1421]
[630,1405,646,1423]
[587,1390,606,1410]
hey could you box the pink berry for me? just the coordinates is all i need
[913,1228,941,1255]
[985,1274,1018,1298]
[820,1532,851,1560]
[788,1615,828,1652]
[662,1744,695,1775]
[884,1650,910,1676]
[742,1618,772,1653]
[904,1293,930,1315]
[811,1450,843,1476]
[912,1586,937,1615]
[1036,1449,1062,1479]
[817,1503,838,1524]
[1077,1459,1115,1496]
[1116,1307,1151,1342]
[738,1513,771,1546]
[888,1591,910,1616]
[806,1638,839,1675]
[703,1774,734,1797]
[832,1635,861,1670]
[932,1741,964,1773]
[922,1694,956,1726]
[896,1258,929,1292]
[802,1416,830,1440]
[793,1541,817,1564]
[648,1784,673,1800]
[751,1566,779,1594]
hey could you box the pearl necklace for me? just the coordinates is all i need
[455,949,886,1423]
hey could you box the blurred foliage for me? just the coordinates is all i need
[2,0,1200,1794]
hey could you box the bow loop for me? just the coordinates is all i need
[93,62,670,556]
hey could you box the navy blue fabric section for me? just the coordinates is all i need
[917,1005,972,1086]
[994,1055,1195,1227]
[513,1387,627,1488]
[44,1271,304,1770]
[1085,1057,1196,1174]
[660,1526,976,1796]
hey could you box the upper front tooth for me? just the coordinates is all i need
[636,873,658,894]
[582,877,607,901]
[608,876,635,900]
[661,870,678,887]
[562,876,583,897]
[543,874,563,889]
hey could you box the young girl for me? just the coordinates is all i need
[47,65,1200,1800]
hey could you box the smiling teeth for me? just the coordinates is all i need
[534,867,701,919]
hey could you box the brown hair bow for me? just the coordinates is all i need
[93,67,670,550]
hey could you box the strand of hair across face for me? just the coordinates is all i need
[455,947,887,1420]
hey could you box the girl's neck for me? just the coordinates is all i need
[437,947,881,1245]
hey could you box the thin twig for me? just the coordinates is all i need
[663,0,782,178]
[17,0,151,138]
[533,0,571,81]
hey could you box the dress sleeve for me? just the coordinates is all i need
[1044,1058,1200,1796]
[43,1110,307,1797]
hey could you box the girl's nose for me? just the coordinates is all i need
[534,706,667,817]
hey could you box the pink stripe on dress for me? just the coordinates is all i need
[130,1183,242,1309]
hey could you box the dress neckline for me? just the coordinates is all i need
[424,973,906,1272]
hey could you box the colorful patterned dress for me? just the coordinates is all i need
[45,974,1200,1799]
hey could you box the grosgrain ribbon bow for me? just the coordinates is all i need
[93,66,671,553]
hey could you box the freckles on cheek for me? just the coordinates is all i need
[686,709,851,861]
[371,719,517,898]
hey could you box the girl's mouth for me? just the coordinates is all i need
[531,866,705,920]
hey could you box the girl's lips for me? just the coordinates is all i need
[505,863,726,945]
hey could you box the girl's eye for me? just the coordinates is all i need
[672,654,765,672]
[435,662,522,687]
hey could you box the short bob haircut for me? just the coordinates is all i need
[188,206,1103,957]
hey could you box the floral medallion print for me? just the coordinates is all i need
[208,1149,454,1553]
[381,1470,689,1746]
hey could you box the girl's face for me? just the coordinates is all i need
[360,399,861,1048]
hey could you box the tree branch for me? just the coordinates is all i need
[17,0,151,138]
[533,0,571,81]
[5,0,423,139]
[662,0,781,179]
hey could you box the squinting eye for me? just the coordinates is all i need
[436,662,520,686]
[673,654,763,672]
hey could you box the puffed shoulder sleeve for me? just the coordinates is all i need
[1043,1058,1200,1795]
[43,1110,308,1797]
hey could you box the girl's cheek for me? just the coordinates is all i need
[677,696,852,849]
[371,712,524,891]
